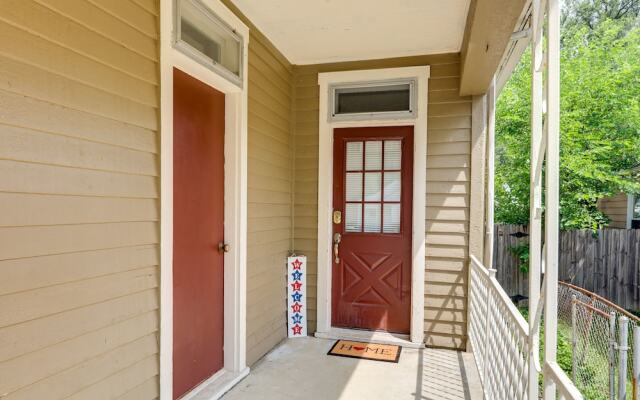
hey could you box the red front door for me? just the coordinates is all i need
[332,126,413,333]
[173,68,225,399]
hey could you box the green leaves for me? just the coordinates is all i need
[495,9,640,230]
[509,243,531,273]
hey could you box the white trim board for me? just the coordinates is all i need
[160,0,250,399]
[315,66,430,346]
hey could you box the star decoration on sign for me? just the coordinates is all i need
[292,270,303,281]
[292,324,303,335]
[291,281,302,291]
[291,258,303,270]
[291,302,302,313]
[291,292,303,302]
[291,313,303,324]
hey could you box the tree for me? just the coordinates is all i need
[495,4,640,229]
[495,51,532,226]
[562,0,640,30]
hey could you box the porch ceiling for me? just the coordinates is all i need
[229,0,471,65]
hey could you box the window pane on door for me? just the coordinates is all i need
[364,204,381,233]
[383,204,401,233]
[346,142,363,171]
[364,172,382,201]
[341,137,405,235]
[365,141,382,170]
[383,172,401,201]
[345,203,362,232]
[384,140,402,170]
[345,173,362,201]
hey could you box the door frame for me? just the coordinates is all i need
[315,66,429,347]
[159,0,249,399]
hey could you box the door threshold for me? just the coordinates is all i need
[315,327,424,349]
[180,367,250,400]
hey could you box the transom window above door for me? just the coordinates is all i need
[344,140,403,234]
[329,79,417,121]
[174,0,244,86]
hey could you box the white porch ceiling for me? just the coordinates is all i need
[230,0,471,65]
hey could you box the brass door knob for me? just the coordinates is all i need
[333,233,341,263]
[218,242,230,253]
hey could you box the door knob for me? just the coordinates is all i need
[218,242,230,253]
[333,233,342,264]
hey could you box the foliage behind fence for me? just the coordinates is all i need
[493,225,640,311]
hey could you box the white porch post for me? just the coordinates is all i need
[543,0,561,397]
[529,0,545,397]
[484,80,496,269]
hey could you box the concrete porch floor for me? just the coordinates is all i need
[223,337,483,400]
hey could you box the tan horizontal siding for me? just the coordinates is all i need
[0,90,157,153]
[425,56,470,349]
[0,0,158,83]
[0,54,157,130]
[0,194,158,227]
[38,0,158,61]
[221,0,294,366]
[598,192,630,228]
[0,289,158,362]
[0,20,157,107]
[0,125,158,176]
[0,1,160,399]
[292,53,470,349]
[88,0,158,38]
[118,377,160,400]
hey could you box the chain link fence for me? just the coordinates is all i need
[559,282,640,400]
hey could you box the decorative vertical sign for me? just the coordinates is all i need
[287,256,307,337]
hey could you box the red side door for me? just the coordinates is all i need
[332,126,413,333]
[173,68,225,399]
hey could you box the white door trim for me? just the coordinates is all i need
[315,66,429,345]
[159,1,249,399]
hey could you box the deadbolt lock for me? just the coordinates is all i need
[333,210,342,224]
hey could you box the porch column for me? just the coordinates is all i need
[469,95,487,265]
[468,93,487,352]
[543,0,561,397]
[483,80,496,269]
[528,0,545,397]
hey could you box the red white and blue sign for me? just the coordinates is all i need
[287,256,307,337]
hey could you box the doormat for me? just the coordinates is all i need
[327,340,401,363]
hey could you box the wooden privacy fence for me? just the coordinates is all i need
[493,225,640,311]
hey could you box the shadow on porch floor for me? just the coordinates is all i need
[222,337,483,400]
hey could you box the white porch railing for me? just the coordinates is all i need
[545,362,585,400]
[469,255,530,399]
[468,255,584,400]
